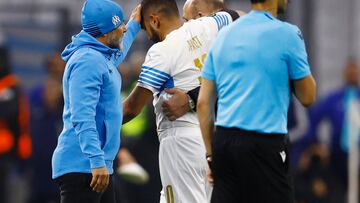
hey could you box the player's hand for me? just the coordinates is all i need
[162,88,190,121]
[130,4,142,24]
[90,167,110,193]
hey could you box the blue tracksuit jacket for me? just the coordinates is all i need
[52,20,140,179]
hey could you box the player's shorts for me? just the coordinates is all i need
[158,126,212,203]
[211,126,293,203]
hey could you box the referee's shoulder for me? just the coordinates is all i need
[281,21,302,35]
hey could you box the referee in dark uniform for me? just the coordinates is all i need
[197,0,317,202]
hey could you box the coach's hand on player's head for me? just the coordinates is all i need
[162,88,190,121]
[130,4,142,24]
[90,167,110,193]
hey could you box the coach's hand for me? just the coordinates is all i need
[90,167,109,193]
[130,4,142,24]
[162,88,190,121]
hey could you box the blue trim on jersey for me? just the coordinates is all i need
[140,69,168,81]
[138,78,162,90]
[213,15,221,30]
[223,15,229,26]
[139,65,175,96]
[139,72,166,84]
[212,14,229,30]
[142,65,171,78]
[157,77,174,96]
[219,15,225,27]
[163,77,174,89]
[221,15,229,29]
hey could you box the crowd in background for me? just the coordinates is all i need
[0,0,359,203]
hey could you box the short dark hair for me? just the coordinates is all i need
[141,0,180,21]
[250,0,266,3]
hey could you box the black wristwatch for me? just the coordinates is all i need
[187,86,200,112]
[188,95,196,112]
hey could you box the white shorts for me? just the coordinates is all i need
[158,126,212,203]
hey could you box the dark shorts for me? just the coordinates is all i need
[55,173,115,203]
[211,126,294,203]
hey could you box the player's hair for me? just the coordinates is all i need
[250,0,266,3]
[141,0,180,19]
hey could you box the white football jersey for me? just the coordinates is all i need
[137,12,233,131]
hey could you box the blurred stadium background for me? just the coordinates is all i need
[0,0,359,203]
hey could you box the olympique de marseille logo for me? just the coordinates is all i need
[112,15,121,27]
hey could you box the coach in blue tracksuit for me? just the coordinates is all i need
[197,0,316,202]
[51,1,141,202]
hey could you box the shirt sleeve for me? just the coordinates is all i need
[199,11,233,34]
[287,26,311,80]
[137,46,172,95]
[201,48,216,81]
[69,54,106,169]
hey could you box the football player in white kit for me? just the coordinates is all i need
[160,0,246,121]
[122,0,238,202]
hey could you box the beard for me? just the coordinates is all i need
[149,26,161,43]
[107,34,121,49]
[108,40,120,49]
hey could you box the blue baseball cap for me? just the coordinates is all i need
[81,0,125,37]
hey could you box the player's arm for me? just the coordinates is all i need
[125,45,169,122]
[197,79,217,156]
[123,86,153,124]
